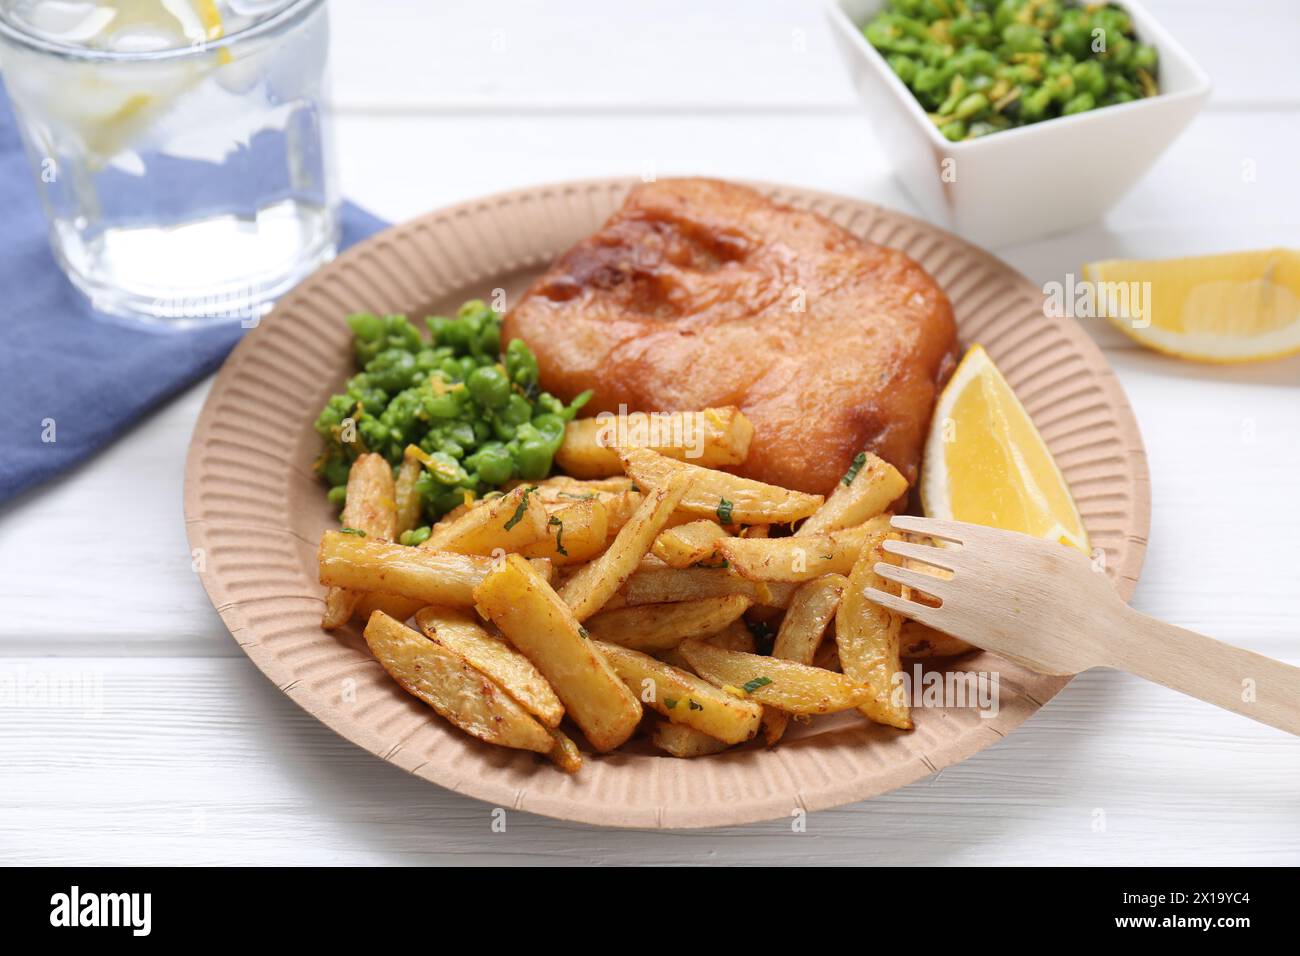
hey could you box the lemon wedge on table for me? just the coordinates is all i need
[921,345,1089,553]
[1083,249,1300,363]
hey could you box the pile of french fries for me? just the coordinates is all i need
[317,407,970,772]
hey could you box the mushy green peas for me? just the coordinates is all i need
[864,0,1159,141]
[314,300,591,522]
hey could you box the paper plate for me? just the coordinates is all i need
[184,179,1150,828]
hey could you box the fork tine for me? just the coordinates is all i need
[874,561,951,597]
[888,515,966,543]
[880,538,958,572]
[863,586,949,630]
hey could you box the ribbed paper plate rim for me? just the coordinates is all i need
[184,178,1150,828]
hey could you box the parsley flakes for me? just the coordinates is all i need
[503,486,538,530]
[842,451,867,486]
[549,515,567,556]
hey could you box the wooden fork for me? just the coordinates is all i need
[866,515,1300,736]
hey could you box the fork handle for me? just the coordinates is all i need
[1110,606,1300,736]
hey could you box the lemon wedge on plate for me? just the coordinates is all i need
[1083,249,1300,363]
[921,345,1088,553]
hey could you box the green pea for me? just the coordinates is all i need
[477,321,501,358]
[457,299,494,324]
[953,92,989,121]
[399,526,431,546]
[425,316,450,342]
[423,390,461,419]
[1001,23,1044,54]
[514,439,553,480]
[501,393,532,426]
[1062,91,1096,114]
[1071,60,1106,98]
[346,312,383,341]
[326,484,347,506]
[531,413,567,453]
[466,443,514,485]
[939,119,967,141]
[438,318,474,352]
[505,338,539,389]
[888,54,917,85]
[467,365,510,409]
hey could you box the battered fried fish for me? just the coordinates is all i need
[503,179,958,496]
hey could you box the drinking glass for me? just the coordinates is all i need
[0,0,339,324]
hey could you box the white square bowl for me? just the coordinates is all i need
[826,0,1211,247]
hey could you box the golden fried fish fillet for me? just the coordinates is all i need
[503,179,958,495]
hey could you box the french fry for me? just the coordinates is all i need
[763,573,848,745]
[363,611,554,755]
[523,475,636,496]
[545,726,583,773]
[718,515,892,583]
[617,566,797,608]
[651,519,730,568]
[415,607,564,728]
[352,592,425,624]
[901,620,976,658]
[649,720,731,759]
[620,448,822,525]
[473,555,642,752]
[518,499,608,565]
[421,484,549,554]
[680,639,873,715]
[557,407,754,478]
[657,618,756,670]
[771,574,847,663]
[558,471,691,621]
[600,489,644,539]
[392,449,426,536]
[836,525,911,729]
[796,451,907,537]
[318,531,551,607]
[322,454,398,630]
[595,640,762,744]
[584,594,752,652]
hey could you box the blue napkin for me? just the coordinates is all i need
[0,82,387,505]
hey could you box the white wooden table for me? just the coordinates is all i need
[2,0,1298,866]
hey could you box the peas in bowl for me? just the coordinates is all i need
[864,0,1159,141]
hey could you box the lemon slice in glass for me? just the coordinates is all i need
[1084,249,1300,363]
[921,345,1088,553]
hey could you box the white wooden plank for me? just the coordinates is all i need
[1141,0,1300,108]
[1,657,1297,865]
[326,0,1299,111]
[330,112,906,222]
[328,109,1300,245]
[328,0,859,111]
